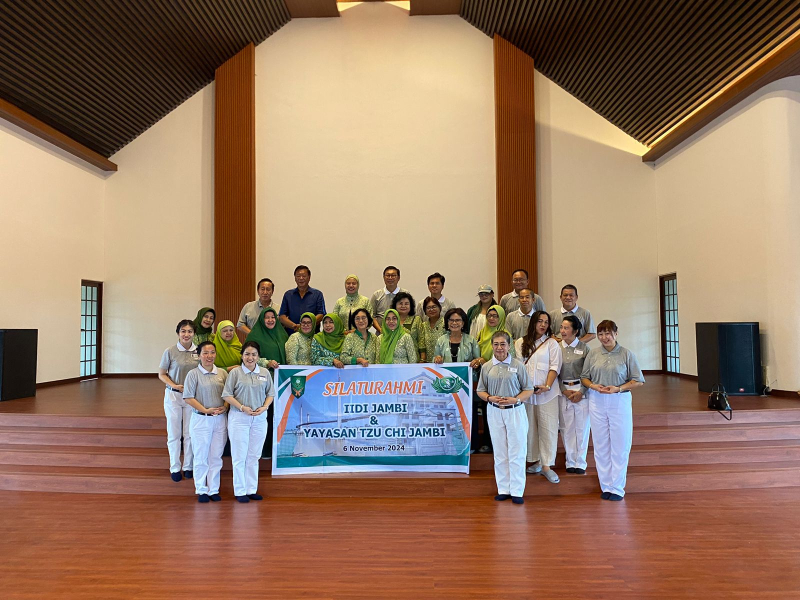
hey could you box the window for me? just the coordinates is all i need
[80,280,103,379]
[659,274,679,374]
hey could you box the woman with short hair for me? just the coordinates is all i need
[183,341,229,503]
[558,315,591,475]
[392,291,422,354]
[580,320,645,501]
[223,341,275,503]
[340,308,379,366]
[419,296,445,363]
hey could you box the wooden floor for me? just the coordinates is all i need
[2,487,799,599]
[2,374,798,417]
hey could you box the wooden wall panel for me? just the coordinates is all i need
[410,0,462,16]
[494,35,537,298]
[214,44,256,328]
[285,0,339,18]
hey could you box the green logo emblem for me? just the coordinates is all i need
[291,375,307,398]
[432,376,460,394]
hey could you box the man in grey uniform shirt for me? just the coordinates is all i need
[369,265,408,334]
[416,272,456,316]
[499,269,546,315]
[237,278,275,336]
[549,284,596,343]
[506,288,536,340]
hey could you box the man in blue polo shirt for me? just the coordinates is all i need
[279,265,326,335]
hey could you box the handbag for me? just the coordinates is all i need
[708,384,733,420]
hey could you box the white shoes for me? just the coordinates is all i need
[542,469,560,484]
[526,463,542,474]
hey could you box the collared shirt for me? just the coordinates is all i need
[550,305,596,336]
[341,331,380,365]
[285,332,313,365]
[376,333,418,364]
[279,287,326,334]
[559,338,588,394]
[369,287,408,324]
[416,295,456,319]
[332,294,372,330]
[516,336,562,405]
[159,342,199,386]
[183,365,228,409]
[500,291,546,315]
[237,299,274,329]
[506,307,535,340]
[433,332,481,364]
[222,363,275,410]
[477,356,533,398]
[580,344,645,387]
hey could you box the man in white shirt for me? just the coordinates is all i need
[499,269,546,315]
[237,278,275,336]
[369,265,408,334]
[549,284,596,343]
[416,272,456,316]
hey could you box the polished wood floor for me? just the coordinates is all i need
[2,487,799,599]
[2,375,798,417]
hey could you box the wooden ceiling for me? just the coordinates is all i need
[0,0,289,158]
[1,1,799,161]
[461,0,800,148]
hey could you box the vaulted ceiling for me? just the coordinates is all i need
[1,0,799,161]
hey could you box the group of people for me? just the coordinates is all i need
[157,265,645,504]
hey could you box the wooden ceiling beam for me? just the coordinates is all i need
[409,0,461,16]
[286,0,339,18]
[643,28,800,163]
[0,97,118,172]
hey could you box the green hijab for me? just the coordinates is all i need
[299,312,317,338]
[245,307,288,364]
[379,309,408,364]
[193,307,215,336]
[345,274,360,299]
[213,320,242,368]
[314,313,345,353]
[477,304,511,361]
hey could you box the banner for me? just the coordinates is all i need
[272,363,473,475]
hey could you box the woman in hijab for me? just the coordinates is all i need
[476,305,515,362]
[311,314,345,368]
[243,306,287,459]
[285,312,315,365]
[377,309,418,364]
[193,307,216,345]
[213,320,242,370]
[332,275,371,334]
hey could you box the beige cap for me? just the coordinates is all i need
[477,284,494,294]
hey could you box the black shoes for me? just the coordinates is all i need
[601,491,611,500]
[511,496,524,505]
[170,472,182,482]
[209,494,222,502]
[236,495,250,503]
[574,468,586,475]
[494,494,511,501]
[565,467,576,474]
[248,494,263,501]
[607,493,624,501]
[198,494,210,503]
[183,470,193,479]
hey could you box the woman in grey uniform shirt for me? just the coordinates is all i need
[183,341,229,503]
[580,320,645,501]
[557,315,590,475]
[158,319,199,482]
[222,341,275,503]
[476,331,535,505]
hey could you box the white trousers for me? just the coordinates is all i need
[190,412,228,495]
[525,398,559,466]
[588,390,633,497]
[164,389,193,473]
[559,388,591,470]
[487,403,529,497]
[228,409,268,496]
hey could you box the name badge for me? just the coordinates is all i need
[508,367,518,373]
[258,375,268,381]
[574,349,584,355]
[192,353,200,360]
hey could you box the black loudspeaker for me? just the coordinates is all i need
[695,322,761,395]
[0,329,38,401]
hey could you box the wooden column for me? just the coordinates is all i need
[214,44,256,326]
[493,35,537,297]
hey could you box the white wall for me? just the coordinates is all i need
[535,73,661,369]
[103,86,215,373]
[254,3,497,310]
[654,77,800,390]
[0,123,106,383]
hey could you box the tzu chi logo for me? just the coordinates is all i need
[431,376,461,395]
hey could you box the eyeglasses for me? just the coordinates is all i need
[512,278,527,283]
[426,305,439,311]
[448,319,463,323]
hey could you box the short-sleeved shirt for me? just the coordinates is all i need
[340,331,380,365]
[237,299,274,330]
[416,296,456,319]
[500,291,546,315]
[279,287,326,334]
[285,333,313,365]
[369,287,408,325]
[222,364,275,410]
[550,305,596,337]
[183,365,228,409]
[559,338,588,394]
[477,356,534,398]
[506,309,535,340]
[580,344,645,387]
[159,343,200,386]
